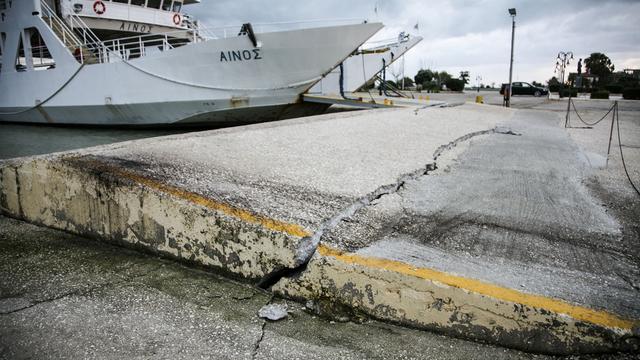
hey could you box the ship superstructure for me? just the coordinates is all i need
[0,0,383,125]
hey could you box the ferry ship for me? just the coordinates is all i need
[0,0,383,125]
[309,32,423,96]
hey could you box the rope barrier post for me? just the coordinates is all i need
[564,95,572,128]
[605,101,617,168]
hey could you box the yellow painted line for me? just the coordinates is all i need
[71,158,311,238]
[318,244,637,330]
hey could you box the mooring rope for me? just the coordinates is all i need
[567,99,640,197]
[614,103,640,196]
[570,98,614,127]
[0,64,85,116]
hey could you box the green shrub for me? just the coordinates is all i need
[422,81,440,92]
[623,88,640,100]
[549,84,561,92]
[559,89,578,98]
[605,85,623,94]
[590,90,610,99]
[445,78,465,92]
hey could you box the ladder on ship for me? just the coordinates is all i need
[373,75,412,98]
[39,0,103,64]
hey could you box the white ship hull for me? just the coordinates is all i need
[309,35,423,96]
[0,1,383,125]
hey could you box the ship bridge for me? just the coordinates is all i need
[44,0,201,40]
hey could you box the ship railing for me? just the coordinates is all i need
[197,18,366,39]
[29,44,56,69]
[60,3,106,50]
[40,1,83,49]
[54,17,367,64]
[74,28,203,63]
[40,0,105,64]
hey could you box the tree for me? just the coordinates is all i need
[445,78,465,92]
[435,71,452,85]
[585,53,615,86]
[414,69,434,86]
[615,74,639,89]
[459,71,470,84]
[547,76,561,92]
[399,77,414,88]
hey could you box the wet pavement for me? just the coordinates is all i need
[0,215,560,360]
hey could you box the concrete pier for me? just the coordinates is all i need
[1,102,638,355]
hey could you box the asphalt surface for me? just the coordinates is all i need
[0,215,564,360]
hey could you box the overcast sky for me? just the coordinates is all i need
[188,0,640,87]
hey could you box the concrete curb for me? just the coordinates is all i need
[0,156,311,281]
[273,245,639,355]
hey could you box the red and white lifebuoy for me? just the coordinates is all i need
[93,0,106,15]
[173,13,182,26]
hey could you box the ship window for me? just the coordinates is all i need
[172,1,182,12]
[147,0,161,9]
[27,27,55,70]
[161,0,172,11]
[131,0,146,6]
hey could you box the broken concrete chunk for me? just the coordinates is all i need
[258,303,288,321]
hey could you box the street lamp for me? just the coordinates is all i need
[554,51,574,86]
[506,8,516,107]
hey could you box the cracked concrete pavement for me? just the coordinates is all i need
[0,103,510,282]
[0,215,572,360]
[317,108,638,319]
[1,98,639,354]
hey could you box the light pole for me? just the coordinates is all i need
[476,75,482,92]
[506,8,516,108]
[555,51,574,86]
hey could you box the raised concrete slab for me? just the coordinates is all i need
[1,103,638,354]
[275,109,640,354]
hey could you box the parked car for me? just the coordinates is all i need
[500,82,549,97]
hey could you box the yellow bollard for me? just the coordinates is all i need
[476,95,484,104]
[425,95,430,101]
[390,100,394,106]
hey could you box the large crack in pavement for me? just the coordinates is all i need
[252,294,274,360]
[258,126,522,290]
[1,263,165,316]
